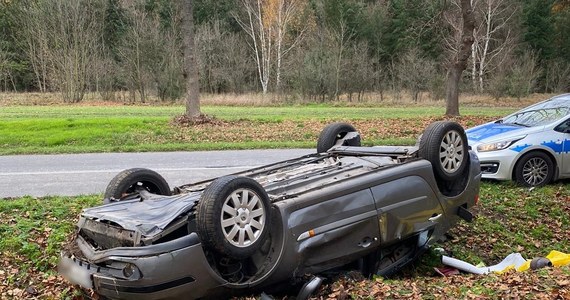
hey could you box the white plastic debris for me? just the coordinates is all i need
[442,253,527,274]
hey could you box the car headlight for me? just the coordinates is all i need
[122,263,139,278]
[476,136,526,152]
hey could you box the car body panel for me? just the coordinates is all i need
[60,144,480,300]
[371,173,443,244]
[81,192,200,239]
[466,123,527,142]
[466,94,570,182]
[60,233,227,300]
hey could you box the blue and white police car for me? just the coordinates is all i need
[466,94,570,187]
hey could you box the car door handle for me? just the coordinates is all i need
[428,214,443,222]
[357,237,377,248]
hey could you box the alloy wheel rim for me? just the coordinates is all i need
[522,157,548,186]
[439,130,464,174]
[220,188,265,248]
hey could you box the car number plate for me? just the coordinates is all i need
[58,257,94,289]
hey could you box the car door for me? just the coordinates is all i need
[370,174,445,246]
[554,117,570,176]
[288,189,380,272]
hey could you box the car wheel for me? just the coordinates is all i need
[196,176,271,259]
[317,122,361,153]
[514,152,554,187]
[418,121,468,182]
[103,168,171,202]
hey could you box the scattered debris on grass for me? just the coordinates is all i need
[442,250,570,274]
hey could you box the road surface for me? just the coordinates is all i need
[0,149,312,198]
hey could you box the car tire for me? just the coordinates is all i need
[196,176,272,259]
[103,168,171,202]
[418,121,468,182]
[317,122,361,153]
[514,152,554,187]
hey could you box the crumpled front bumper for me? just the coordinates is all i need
[59,233,225,300]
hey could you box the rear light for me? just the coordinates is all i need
[474,194,479,205]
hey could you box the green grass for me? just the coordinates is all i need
[440,182,570,261]
[0,196,99,271]
[0,105,516,155]
[1,182,568,299]
[1,105,515,121]
[205,105,514,121]
[0,195,100,299]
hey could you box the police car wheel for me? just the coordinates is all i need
[514,152,554,187]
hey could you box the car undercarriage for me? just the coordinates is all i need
[59,121,480,300]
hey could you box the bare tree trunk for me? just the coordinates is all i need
[276,0,285,93]
[18,3,55,93]
[468,0,516,93]
[334,32,344,101]
[333,18,354,101]
[471,30,478,91]
[479,0,516,91]
[470,0,478,91]
[259,1,271,94]
[445,0,475,116]
[234,0,272,94]
[182,0,201,118]
[478,0,493,91]
[236,0,305,94]
[274,0,306,93]
[446,68,461,114]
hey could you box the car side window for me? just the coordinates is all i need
[554,118,570,133]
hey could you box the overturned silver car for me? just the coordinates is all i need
[59,121,480,299]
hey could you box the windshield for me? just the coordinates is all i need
[502,96,570,127]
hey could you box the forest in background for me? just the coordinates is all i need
[0,0,569,103]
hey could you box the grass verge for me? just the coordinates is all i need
[0,182,568,299]
[0,105,512,155]
[0,195,100,298]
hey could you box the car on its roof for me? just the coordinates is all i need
[59,121,480,300]
[466,94,570,187]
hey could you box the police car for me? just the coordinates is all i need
[466,94,570,187]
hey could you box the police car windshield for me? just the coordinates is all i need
[503,106,570,127]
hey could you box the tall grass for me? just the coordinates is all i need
[0,91,554,107]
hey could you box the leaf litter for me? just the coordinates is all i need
[1,120,569,299]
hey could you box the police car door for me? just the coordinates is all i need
[554,117,570,176]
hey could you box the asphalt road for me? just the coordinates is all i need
[0,149,312,198]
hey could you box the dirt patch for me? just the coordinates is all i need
[168,116,496,145]
[171,113,225,126]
